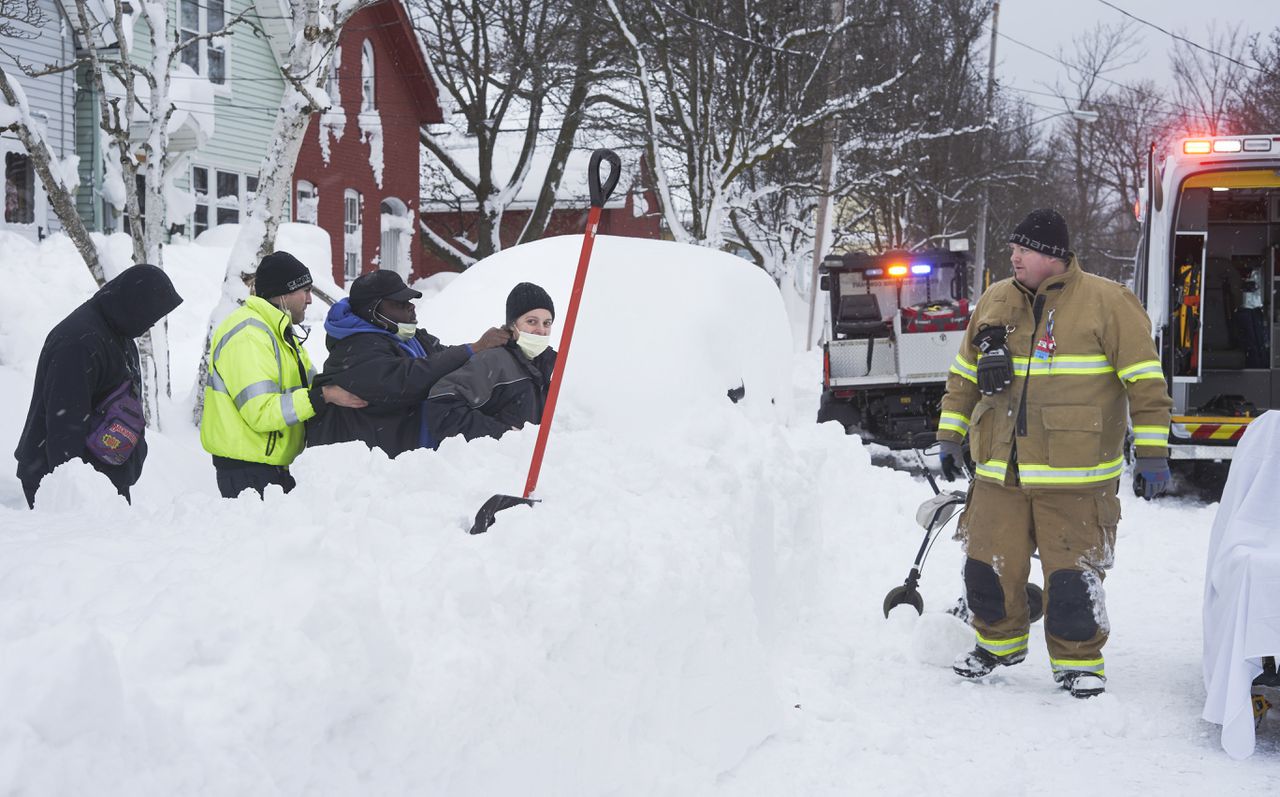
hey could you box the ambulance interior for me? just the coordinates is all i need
[1172,170,1280,414]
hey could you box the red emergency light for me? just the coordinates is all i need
[887,264,909,277]
[1183,140,1212,155]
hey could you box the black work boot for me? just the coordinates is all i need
[1055,670,1106,699]
[953,646,1026,679]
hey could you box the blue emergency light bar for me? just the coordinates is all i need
[910,264,932,275]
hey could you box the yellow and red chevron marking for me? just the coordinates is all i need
[1171,415,1253,442]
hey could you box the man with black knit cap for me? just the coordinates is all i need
[935,208,1172,698]
[426,281,558,445]
[200,251,367,498]
[307,269,510,457]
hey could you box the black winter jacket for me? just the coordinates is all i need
[425,341,556,445]
[307,327,473,458]
[14,264,182,499]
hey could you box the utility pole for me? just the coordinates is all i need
[805,0,845,351]
[973,1,1000,300]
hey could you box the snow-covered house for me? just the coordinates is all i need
[69,0,284,238]
[0,0,77,242]
[419,139,662,277]
[291,0,440,287]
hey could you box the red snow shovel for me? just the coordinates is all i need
[468,149,622,535]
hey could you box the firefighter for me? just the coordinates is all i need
[935,209,1172,699]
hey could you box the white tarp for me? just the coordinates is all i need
[1202,410,1280,758]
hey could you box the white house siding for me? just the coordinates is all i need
[0,0,76,241]
[73,0,289,237]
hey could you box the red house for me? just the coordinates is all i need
[293,0,441,287]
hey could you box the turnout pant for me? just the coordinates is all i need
[958,477,1120,678]
[213,456,296,499]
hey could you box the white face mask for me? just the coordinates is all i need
[394,322,417,342]
[516,332,550,359]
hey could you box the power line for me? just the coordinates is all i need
[1094,0,1272,77]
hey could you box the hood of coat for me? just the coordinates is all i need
[93,264,183,338]
[324,298,396,341]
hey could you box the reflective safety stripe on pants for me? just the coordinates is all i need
[957,477,1120,666]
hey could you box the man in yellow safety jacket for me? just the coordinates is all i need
[935,208,1172,699]
[200,252,365,498]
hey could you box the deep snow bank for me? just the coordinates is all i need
[0,233,830,793]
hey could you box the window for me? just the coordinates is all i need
[327,49,341,107]
[380,197,409,273]
[192,166,257,235]
[344,189,362,280]
[360,41,375,111]
[180,0,227,85]
[5,152,34,224]
[296,180,318,224]
[192,166,209,237]
[215,170,240,225]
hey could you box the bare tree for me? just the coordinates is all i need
[1170,22,1249,137]
[1231,29,1280,132]
[1041,22,1145,280]
[599,0,915,248]
[413,0,602,270]
[836,0,992,253]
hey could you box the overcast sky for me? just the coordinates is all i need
[996,0,1276,115]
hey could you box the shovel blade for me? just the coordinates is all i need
[883,584,925,618]
[469,494,538,535]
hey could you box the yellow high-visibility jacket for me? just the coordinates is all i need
[938,258,1172,487]
[200,297,318,466]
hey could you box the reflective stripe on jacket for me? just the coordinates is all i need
[937,258,1172,487]
[200,296,317,466]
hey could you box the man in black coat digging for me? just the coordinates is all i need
[14,264,183,508]
[306,270,509,458]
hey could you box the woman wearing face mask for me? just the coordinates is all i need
[307,269,510,458]
[425,282,558,446]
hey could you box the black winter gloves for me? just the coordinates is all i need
[973,326,1013,396]
[938,439,966,482]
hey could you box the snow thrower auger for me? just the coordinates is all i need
[468,149,622,536]
[882,432,1045,622]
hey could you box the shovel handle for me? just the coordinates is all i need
[589,150,621,208]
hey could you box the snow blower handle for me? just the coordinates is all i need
[589,150,621,208]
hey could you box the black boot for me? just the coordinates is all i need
[1055,670,1106,699]
[953,646,1026,679]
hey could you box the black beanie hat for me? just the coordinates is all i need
[255,251,313,300]
[1008,209,1071,260]
[506,282,555,323]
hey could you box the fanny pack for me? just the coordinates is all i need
[85,379,145,465]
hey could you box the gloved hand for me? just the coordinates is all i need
[1134,457,1171,500]
[973,326,1013,396]
[938,439,965,482]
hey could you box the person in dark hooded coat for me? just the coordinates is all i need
[306,270,510,457]
[426,282,557,445]
[14,264,182,507]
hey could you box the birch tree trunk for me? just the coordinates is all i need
[0,66,106,286]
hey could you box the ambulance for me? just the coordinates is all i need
[1134,134,1280,462]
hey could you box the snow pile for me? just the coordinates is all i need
[420,235,793,427]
